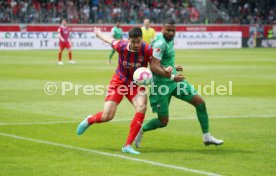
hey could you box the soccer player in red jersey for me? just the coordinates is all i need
[57,19,75,65]
[77,27,152,155]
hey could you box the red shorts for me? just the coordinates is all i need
[105,74,146,104]
[59,41,71,50]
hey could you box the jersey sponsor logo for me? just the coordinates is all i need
[122,60,141,68]
[63,30,69,34]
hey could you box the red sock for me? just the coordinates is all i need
[69,51,72,60]
[58,52,62,61]
[125,112,145,146]
[87,112,103,124]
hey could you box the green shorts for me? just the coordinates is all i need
[150,80,197,117]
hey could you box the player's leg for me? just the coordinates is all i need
[189,95,208,133]
[67,43,75,64]
[126,90,147,145]
[174,81,223,145]
[189,95,223,145]
[58,43,64,65]
[76,101,118,135]
[143,95,170,131]
[77,82,123,135]
[134,96,171,148]
[108,49,115,64]
[121,88,147,154]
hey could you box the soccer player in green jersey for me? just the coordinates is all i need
[135,18,224,148]
[108,21,123,64]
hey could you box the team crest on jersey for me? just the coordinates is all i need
[157,104,161,110]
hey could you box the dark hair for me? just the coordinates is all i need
[163,17,176,25]
[128,27,142,38]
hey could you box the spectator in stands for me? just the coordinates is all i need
[0,0,276,25]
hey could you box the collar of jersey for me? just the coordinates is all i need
[127,43,138,52]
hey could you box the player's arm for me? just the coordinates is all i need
[94,27,113,45]
[150,57,185,82]
[68,31,72,45]
[149,41,184,82]
[120,28,123,39]
[150,57,170,78]
[58,28,64,42]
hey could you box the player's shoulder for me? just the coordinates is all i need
[141,41,152,50]
[152,34,166,47]
[150,27,155,32]
[121,39,129,44]
[113,39,128,47]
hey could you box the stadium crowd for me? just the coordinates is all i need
[0,0,275,24]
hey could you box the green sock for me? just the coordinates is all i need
[142,118,165,132]
[196,103,209,133]
[109,49,115,60]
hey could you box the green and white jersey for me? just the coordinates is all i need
[150,34,198,105]
[111,27,123,39]
[151,33,176,83]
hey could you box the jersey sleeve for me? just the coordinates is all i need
[152,40,166,60]
[111,40,123,52]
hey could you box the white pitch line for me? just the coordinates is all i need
[0,132,221,176]
[0,114,275,126]
[0,121,79,126]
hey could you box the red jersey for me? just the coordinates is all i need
[112,40,152,84]
[58,25,70,42]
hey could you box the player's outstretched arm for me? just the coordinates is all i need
[94,27,114,45]
[150,57,185,82]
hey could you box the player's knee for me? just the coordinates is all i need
[196,99,205,106]
[136,104,147,113]
[101,112,114,122]
[192,96,205,107]
[161,122,167,127]
[159,118,169,127]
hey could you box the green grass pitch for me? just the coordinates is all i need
[0,48,276,176]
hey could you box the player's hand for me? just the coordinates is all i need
[165,66,173,74]
[174,73,185,82]
[94,27,102,38]
[175,65,183,72]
